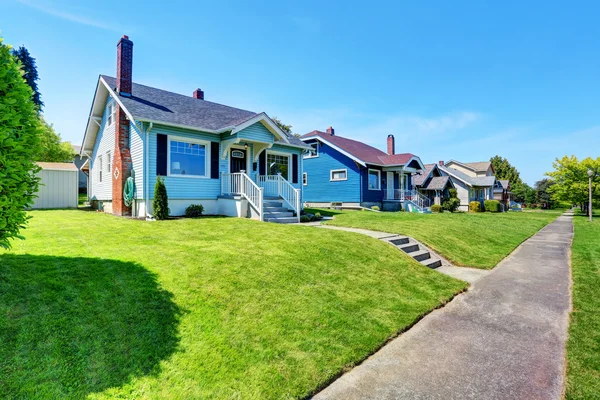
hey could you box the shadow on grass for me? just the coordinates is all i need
[0,254,182,399]
[304,207,345,217]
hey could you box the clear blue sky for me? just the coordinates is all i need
[3,0,600,185]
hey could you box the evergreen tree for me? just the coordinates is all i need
[0,37,42,248]
[11,46,43,110]
[153,177,169,220]
[490,155,523,185]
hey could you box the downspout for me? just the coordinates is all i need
[145,122,154,219]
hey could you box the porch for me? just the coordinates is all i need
[220,172,301,223]
[382,170,431,211]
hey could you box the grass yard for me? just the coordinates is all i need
[566,212,600,399]
[308,208,560,269]
[0,210,466,399]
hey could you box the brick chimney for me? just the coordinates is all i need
[193,88,204,100]
[439,160,444,166]
[116,35,133,96]
[387,134,395,155]
[112,35,133,216]
[326,126,335,135]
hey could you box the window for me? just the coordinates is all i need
[330,169,347,181]
[98,155,103,183]
[267,153,290,179]
[107,104,116,126]
[304,142,319,158]
[303,172,308,185]
[368,169,381,190]
[169,138,208,177]
[107,151,112,173]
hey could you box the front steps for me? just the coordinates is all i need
[263,197,297,224]
[386,235,443,269]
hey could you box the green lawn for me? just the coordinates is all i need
[0,210,466,399]
[309,209,559,269]
[566,212,600,399]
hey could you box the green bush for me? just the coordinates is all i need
[469,201,481,212]
[300,215,311,223]
[431,204,442,213]
[314,212,322,220]
[371,206,380,211]
[484,200,501,212]
[0,37,42,249]
[153,176,169,220]
[185,204,204,218]
[442,198,460,213]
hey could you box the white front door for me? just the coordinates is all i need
[386,172,394,199]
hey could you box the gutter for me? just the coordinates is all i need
[144,122,154,219]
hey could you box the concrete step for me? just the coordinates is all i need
[420,258,442,269]
[263,211,294,217]
[389,237,410,246]
[399,243,420,254]
[411,249,431,262]
[263,206,288,212]
[264,196,280,200]
[265,216,298,224]
[264,201,284,207]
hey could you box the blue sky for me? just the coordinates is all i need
[2,0,600,185]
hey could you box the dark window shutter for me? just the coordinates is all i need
[292,154,299,184]
[259,151,266,175]
[156,134,168,176]
[210,142,219,179]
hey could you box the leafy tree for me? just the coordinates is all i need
[534,178,555,207]
[511,182,535,204]
[545,155,600,212]
[0,37,42,249]
[271,116,292,135]
[36,117,75,162]
[490,155,523,185]
[11,46,43,110]
[153,176,169,220]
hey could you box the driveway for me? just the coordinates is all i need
[314,214,573,400]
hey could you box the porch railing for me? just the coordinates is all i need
[383,189,432,210]
[257,174,301,222]
[221,172,264,221]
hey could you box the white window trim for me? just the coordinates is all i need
[368,168,381,190]
[330,168,348,181]
[167,136,211,179]
[228,145,251,174]
[265,150,292,180]
[304,142,319,159]
[106,151,112,173]
[98,155,103,183]
[303,172,308,186]
[107,103,116,127]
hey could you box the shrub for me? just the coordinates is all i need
[0,37,42,249]
[448,188,458,198]
[484,200,501,213]
[442,198,460,213]
[431,204,442,213]
[469,201,481,212]
[314,212,322,220]
[371,206,380,211]
[185,204,204,218]
[153,176,169,220]
[300,215,311,223]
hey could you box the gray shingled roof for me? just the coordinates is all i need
[413,164,436,186]
[101,75,307,148]
[421,176,451,190]
[439,165,495,187]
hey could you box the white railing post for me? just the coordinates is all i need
[259,187,264,221]
[295,188,301,223]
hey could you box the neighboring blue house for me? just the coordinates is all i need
[80,36,310,223]
[300,128,429,211]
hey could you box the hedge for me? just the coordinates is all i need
[469,201,481,212]
[484,199,501,212]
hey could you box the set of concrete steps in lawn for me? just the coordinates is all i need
[385,236,442,269]
[263,197,297,224]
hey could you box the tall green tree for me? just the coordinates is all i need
[11,46,43,110]
[0,37,42,249]
[271,116,292,135]
[534,178,555,207]
[37,117,75,162]
[490,155,523,185]
[511,182,536,204]
[546,155,600,212]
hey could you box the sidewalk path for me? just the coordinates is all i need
[314,214,573,400]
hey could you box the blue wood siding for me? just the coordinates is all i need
[302,140,361,203]
[90,98,115,201]
[130,122,144,198]
[147,124,221,199]
[235,122,274,143]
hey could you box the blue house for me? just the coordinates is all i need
[300,128,429,211]
[80,36,310,223]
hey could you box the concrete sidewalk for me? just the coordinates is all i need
[314,214,573,400]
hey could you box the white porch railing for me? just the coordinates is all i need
[221,172,264,221]
[257,174,301,222]
[383,189,432,210]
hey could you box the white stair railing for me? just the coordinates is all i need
[221,172,264,221]
[257,173,301,222]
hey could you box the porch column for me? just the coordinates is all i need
[386,171,394,200]
[435,190,441,205]
[400,173,405,201]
